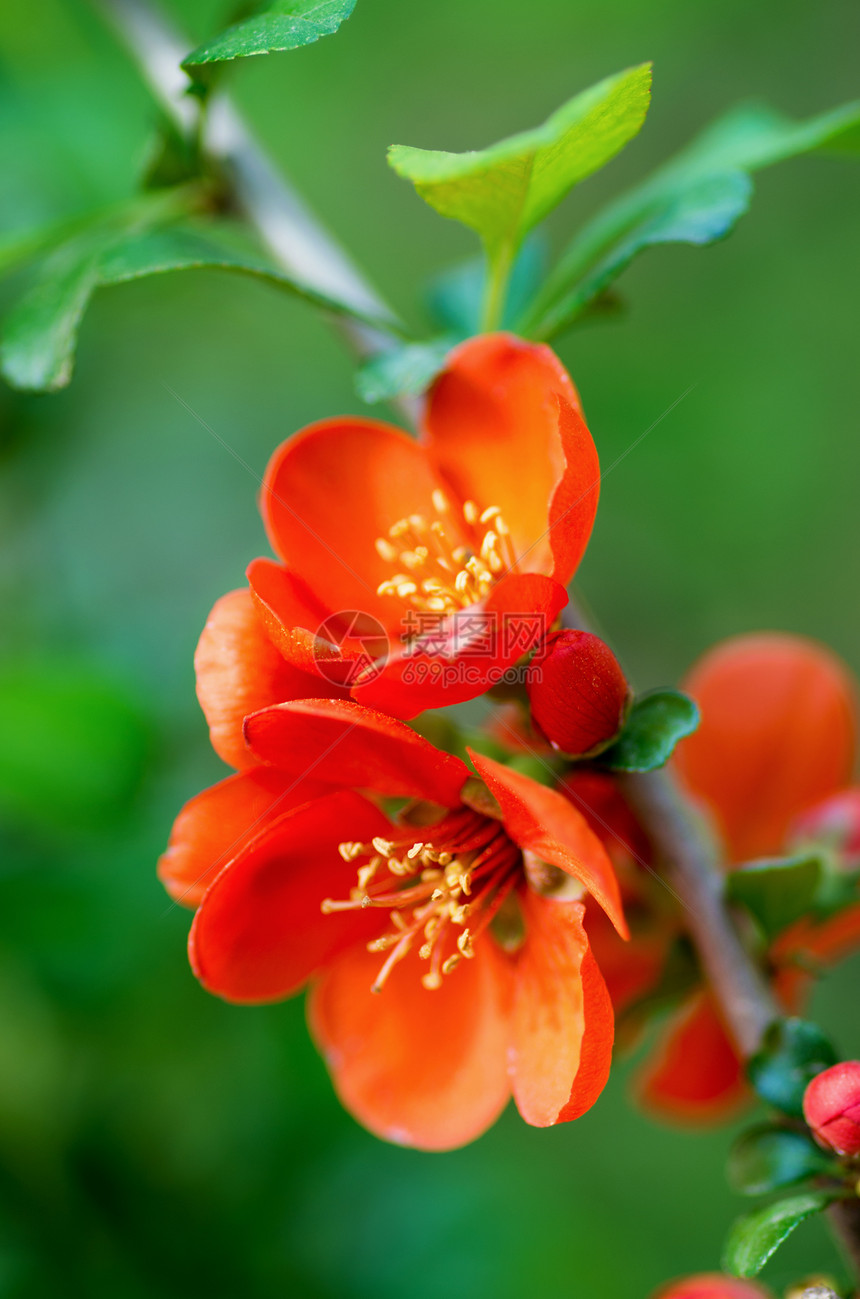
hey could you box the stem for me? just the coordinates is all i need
[93,0,422,425]
[481,244,513,332]
[617,768,779,1057]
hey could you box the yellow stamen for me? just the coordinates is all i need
[323,811,521,993]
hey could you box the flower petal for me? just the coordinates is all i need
[189,790,389,1003]
[244,698,471,806]
[654,1276,772,1299]
[158,767,329,907]
[509,893,614,1126]
[468,750,628,937]
[260,417,463,633]
[636,991,748,1124]
[307,941,512,1150]
[583,905,667,1015]
[195,588,333,769]
[352,574,568,719]
[424,333,598,583]
[676,633,857,862]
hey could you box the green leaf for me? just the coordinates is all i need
[726,854,824,940]
[728,1125,834,1197]
[675,99,860,175]
[1,224,395,393]
[528,169,752,337]
[355,337,454,405]
[526,95,860,339]
[183,0,357,71]
[747,1019,838,1119]
[723,1193,833,1278]
[389,64,651,324]
[0,242,100,391]
[600,689,699,772]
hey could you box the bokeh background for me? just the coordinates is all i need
[1,0,858,1294]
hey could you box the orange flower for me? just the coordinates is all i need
[160,698,627,1150]
[637,633,858,1123]
[652,1276,772,1299]
[195,333,599,767]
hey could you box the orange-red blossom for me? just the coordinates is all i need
[160,698,628,1150]
[194,333,601,772]
[596,632,859,1123]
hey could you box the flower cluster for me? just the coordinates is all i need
[161,331,860,1154]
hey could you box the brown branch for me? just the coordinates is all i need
[617,767,779,1057]
[93,0,422,425]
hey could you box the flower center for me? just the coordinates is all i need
[321,806,522,992]
[374,489,518,616]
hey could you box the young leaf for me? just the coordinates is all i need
[389,64,651,323]
[528,169,752,337]
[726,854,824,940]
[747,1019,839,1119]
[675,98,860,175]
[728,1125,834,1197]
[355,337,454,405]
[723,1193,833,1278]
[526,94,860,339]
[599,689,699,772]
[1,224,396,393]
[183,0,357,72]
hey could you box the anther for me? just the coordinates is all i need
[431,489,450,514]
[463,500,479,525]
[375,537,398,562]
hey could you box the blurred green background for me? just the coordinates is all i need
[0,0,858,1294]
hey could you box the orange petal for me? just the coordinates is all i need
[248,558,341,669]
[352,574,568,719]
[195,588,334,770]
[510,892,614,1126]
[675,633,857,862]
[158,767,328,908]
[424,333,598,583]
[636,991,748,1124]
[308,940,512,1150]
[468,750,628,937]
[189,790,389,1003]
[260,417,463,634]
[244,698,471,806]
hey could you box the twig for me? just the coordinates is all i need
[617,768,779,1056]
[93,0,421,424]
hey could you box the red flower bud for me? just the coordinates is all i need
[527,630,629,755]
[791,787,860,868]
[653,1276,771,1299]
[803,1060,860,1156]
